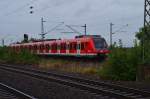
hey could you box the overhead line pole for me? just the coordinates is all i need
[110,23,114,47]
[2,39,4,47]
[41,17,46,40]
[82,24,87,35]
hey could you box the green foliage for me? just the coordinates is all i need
[136,26,150,42]
[99,26,150,81]
[136,27,150,65]
[0,47,39,65]
[98,40,142,81]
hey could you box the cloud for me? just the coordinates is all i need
[0,0,144,46]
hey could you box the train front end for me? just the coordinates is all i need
[92,35,110,57]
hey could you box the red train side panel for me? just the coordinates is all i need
[10,35,110,57]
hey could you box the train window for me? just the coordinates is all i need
[42,45,44,49]
[73,44,77,50]
[37,45,40,50]
[67,44,69,50]
[71,43,76,50]
[60,44,63,50]
[61,43,66,50]
[64,44,66,50]
[40,45,43,50]
[52,44,57,50]
[69,44,71,50]
[55,44,57,50]
[77,43,80,50]
[39,45,41,49]
[85,42,88,49]
[57,44,60,50]
[52,44,54,50]
[52,44,55,50]
[51,45,53,50]
[69,43,73,50]
[29,45,32,50]
[93,38,107,49]
[34,45,37,50]
[81,43,85,50]
[46,44,50,50]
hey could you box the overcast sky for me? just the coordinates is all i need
[0,0,144,46]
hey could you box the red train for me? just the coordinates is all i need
[10,35,110,58]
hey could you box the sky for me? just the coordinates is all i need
[0,0,144,47]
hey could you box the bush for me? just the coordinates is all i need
[98,46,141,81]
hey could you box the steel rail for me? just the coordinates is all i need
[0,64,150,99]
[0,82,37,99]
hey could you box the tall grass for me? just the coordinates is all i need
[0,47,39,65]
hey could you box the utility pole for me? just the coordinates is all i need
[110,23,114,47]
[2,39,4,47]
[40,17,46,40]
[82,24,87,35]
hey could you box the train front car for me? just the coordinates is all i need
[92,35,110,58]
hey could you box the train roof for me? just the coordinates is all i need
[75,35,101,38]
[10,35,102,46]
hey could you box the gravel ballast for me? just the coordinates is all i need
[0,69,105,99]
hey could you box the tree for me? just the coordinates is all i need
[136,27,150,45]
[135,26,150,81]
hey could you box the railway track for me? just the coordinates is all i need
[0,64,150,99]
[0,82,36,99]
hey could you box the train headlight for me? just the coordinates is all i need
[87,50,91,52]
[100,50,103,53]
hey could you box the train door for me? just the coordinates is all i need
[49,44,51,53]
[37,45,39,53]
[33,45,38,54]
[57,42,60,54]
[45,44,50,53]
[77,41,81,56]
[66,42,69,55]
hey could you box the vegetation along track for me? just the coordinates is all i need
[0,64,150,99]
[0,82,37,99]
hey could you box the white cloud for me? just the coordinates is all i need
[0,0,144,46]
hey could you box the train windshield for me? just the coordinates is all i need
[93,38,107,49]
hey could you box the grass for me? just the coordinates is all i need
[0,47,39,65]
[0,47,100,76]
[1,46,149,81]
[38,59,99,75]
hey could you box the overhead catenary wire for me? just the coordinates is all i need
[113,24,128,34]
[64,25,81,34]
[45,22,65,34]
